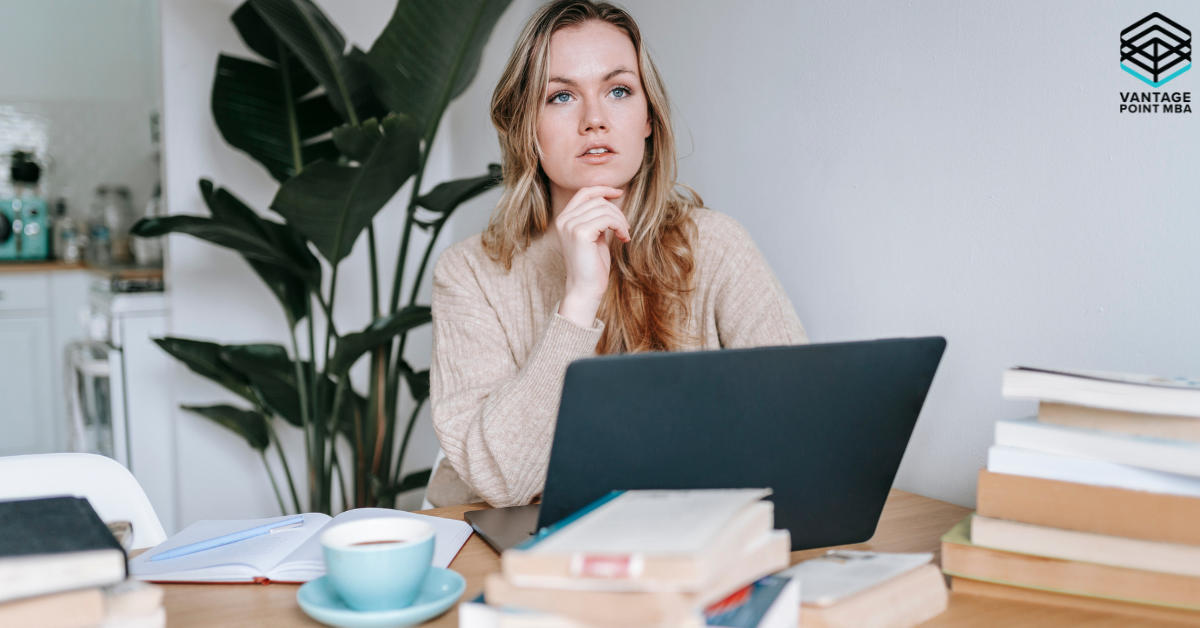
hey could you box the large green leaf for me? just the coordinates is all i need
[212,53,341,182]
[231,1,283,62]
[328,306,432,375]
[183,405,270,451]
[395,360,431,402]
[246,260,309,329]
[269,115,421,263]
[195,180,319,327]
[366,0,512,143]
[396,468,432,493]
[249,0,375,124]
[153,337,256,403]
[371,467,432,505]
[415,163,503,215]
[133,215,282,265]
[219,344,303,428]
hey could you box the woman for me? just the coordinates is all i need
[426,0,807,508]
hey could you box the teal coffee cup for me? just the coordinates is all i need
[320,517,435,611]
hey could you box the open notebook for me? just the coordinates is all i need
[128,508,473,584]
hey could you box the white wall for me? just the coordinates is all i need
[160,0,454,528]
[443,0,1200,508]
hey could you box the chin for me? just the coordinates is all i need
[571,170,634,190]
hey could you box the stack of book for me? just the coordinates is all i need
[943,366,1200,623]
[0,496,166,627]
[460,489,795,627]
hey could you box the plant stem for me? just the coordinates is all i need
[306,297,324,513]
[393,399,425,486]
[408,221,445,306]
[326,377,347,479]
[388,205,418,315]
[289,324,314,513]
[260,450,288,516]
[266,418,301,514]
[371,349,387,480]
[332,453,350,513]
[368,225,380,318]
[323,265,339,369]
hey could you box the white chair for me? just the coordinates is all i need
[0,453,167,549]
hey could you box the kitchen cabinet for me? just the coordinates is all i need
[0,264,91,455]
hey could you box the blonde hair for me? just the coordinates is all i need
[483,0,702,353]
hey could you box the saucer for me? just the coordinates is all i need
[297,567,466,628]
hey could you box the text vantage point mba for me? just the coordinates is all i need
[1120,91,1192,113]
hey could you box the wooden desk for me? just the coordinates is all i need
[156,490,1174,627]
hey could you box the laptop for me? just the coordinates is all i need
[464,336,946,552]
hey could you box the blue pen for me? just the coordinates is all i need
[149,516,306,562]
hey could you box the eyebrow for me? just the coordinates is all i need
[548,66,635,87]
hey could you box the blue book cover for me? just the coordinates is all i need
[704,575,792,627]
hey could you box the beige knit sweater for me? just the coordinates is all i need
[426,208,808,508]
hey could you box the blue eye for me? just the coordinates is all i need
[549,91,571,104]
[611,86,629,98]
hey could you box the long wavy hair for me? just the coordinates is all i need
[483,0,702,354]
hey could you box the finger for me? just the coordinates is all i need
[557,197,629,233]
[564,211,631,244]
[571,215,631,244]
[563,205,630,241]
[562,186,623,214]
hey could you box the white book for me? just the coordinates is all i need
[971,514,1200,578]
[1002,367,1200,418]
[128,508,472,583]
[994,417,1200,478]
[779,550,932,607]
[986,445,1200,497]
[502,489,774,592]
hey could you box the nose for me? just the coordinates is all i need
[579,95,608,133]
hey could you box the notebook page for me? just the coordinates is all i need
[129,513,330,582]
[268,507,474,581]
[532,489,771,554]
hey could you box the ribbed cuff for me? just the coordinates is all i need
[541,311,604,360]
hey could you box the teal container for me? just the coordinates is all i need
[0,197,50,260]
[0,203,16,260]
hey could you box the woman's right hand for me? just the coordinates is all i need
[555,186,631,328]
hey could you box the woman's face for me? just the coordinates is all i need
[537,21,651,209]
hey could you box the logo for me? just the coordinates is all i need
[1121,13,1191,87]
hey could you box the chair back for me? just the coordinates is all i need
[0,453,167,549]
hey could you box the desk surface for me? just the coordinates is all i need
[156,490,1175,628]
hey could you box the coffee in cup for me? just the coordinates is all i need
[319,517,435,611]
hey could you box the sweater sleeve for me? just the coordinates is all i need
[710,217,809,349]
[429,249,603,508]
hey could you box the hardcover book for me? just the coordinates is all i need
[0,496,126,603]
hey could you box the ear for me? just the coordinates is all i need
[643,118,652,139]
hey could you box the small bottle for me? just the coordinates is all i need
[132,183,163,266]
[86,186,112,266]
[53,198,85,263]
[108,186,135,265]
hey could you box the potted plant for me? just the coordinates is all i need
[133,0,511,514]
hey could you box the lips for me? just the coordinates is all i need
[579,142,616,157]
[578,142,617,165]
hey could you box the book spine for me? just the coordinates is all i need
[970,514,1200,578]
[950,577,1200,626]
[1002,370,1200,418]
[941,538,1200,610]
[994,419,1200,478]
[976,469,1200,546]
[986,445,1200,498]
